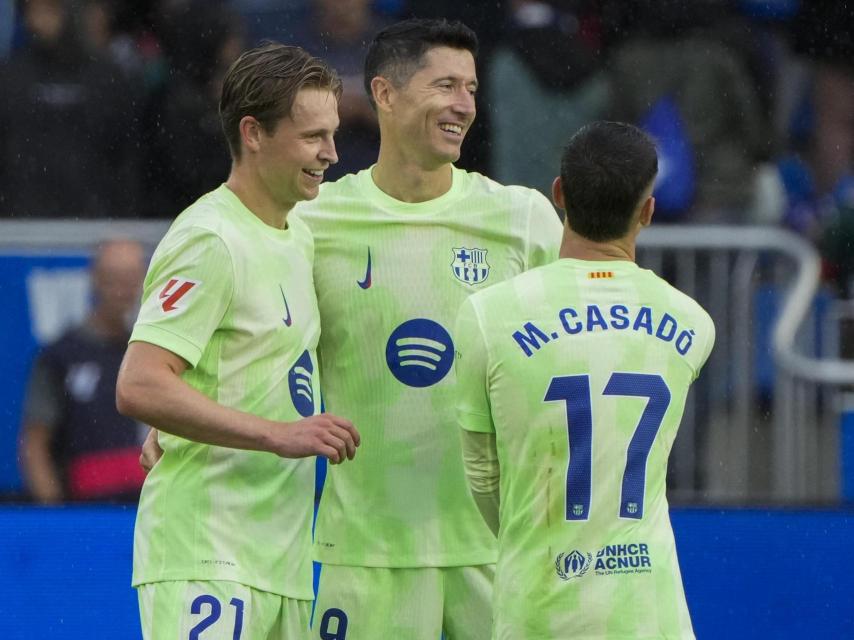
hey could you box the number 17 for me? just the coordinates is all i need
[544,373,671,521]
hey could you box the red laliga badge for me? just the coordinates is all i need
[158,278,199,314]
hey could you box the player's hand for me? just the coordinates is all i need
[140,428,164,473]
[272,414,360,464]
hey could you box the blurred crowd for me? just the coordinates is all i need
[0,0,852,276]
[2,0,852,504]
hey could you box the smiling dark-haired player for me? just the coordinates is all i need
[296,18,562,640]
[455,121,714,639]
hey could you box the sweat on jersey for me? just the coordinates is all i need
[455,258,714,639]
[295,165,563,567]
[130,184,321,600]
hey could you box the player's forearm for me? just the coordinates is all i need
[471,486,500,537]
[116,361,275,453]
[461,429,501,536]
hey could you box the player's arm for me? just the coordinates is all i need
[693,311,717,380]
[461,430,500,535]
[19,354,64,503]
[454,297,501,535]
[119,230,357,463]
[117,341,358,463]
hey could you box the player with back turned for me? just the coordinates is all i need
[296,18,563,640]
[116,44,359,639]
[454,121,714,639]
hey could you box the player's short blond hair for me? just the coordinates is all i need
[219,43,343,160]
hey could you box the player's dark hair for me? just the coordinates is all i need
[363,18,478,108]
[220,42,342,161]
[560,121,658,242]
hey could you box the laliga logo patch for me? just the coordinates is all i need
[288,350,315,417]
[451,247,489,285]
[555,550,592,581]
[158,278,199,315]
[385,318,454,388]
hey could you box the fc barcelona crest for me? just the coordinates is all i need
[451,247,490,285]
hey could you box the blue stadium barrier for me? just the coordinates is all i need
[0,507,851,639]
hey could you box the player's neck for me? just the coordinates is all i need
[560,227,636,263]
[372,150,453,203]
[226,170,292,230]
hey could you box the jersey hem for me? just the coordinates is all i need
[131,572,313,601]
[130,324,204,367]
[311,550,498,568]
[458,410,495,433]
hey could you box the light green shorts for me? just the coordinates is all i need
[312,564,494,640]
[138,580,311,640]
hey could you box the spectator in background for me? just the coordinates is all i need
[795,0,854,294]
[79,0,146,80]
[488,0,610,198]
[141,1,245,217]
[794,0,854,197]
[607,0,768,223]
[287,0,390,180]
[228,0,308,46]
[0,0,140,218]
[0,0,15,59]
[19,239,148,504]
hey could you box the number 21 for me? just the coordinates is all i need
[188,595,244,640]
[544,372,671,521]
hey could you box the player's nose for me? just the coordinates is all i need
[320,138,338,165]
[452,88,476,122]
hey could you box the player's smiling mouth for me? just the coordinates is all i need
[439,123,463,136]
[302,169,324,181]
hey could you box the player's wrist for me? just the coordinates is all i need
[255,417,284,455]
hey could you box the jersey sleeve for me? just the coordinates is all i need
[526,189,563,269]
[130,229,234,367]
[454,297,495,434]
[692,310,716,380]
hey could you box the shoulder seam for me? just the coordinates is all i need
[467,296,494,387]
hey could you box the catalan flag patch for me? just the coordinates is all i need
[587,271,614,279]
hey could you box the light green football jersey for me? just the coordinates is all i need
[295,166,562,567]
[455,258,715,639]
[130,184,320,600]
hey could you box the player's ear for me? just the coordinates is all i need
[371,76,394,113]
[640,195,655,227]
[551,176,566,211]
[239,115,264,154]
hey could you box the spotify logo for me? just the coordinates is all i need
[385,318,455,388]
[288,350,315,417]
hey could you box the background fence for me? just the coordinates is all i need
[636,226,843,504]
[3,221,850,504]
[1,221,853,638]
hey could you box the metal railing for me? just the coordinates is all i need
[2,221,848,503]
[638,225,847,503]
